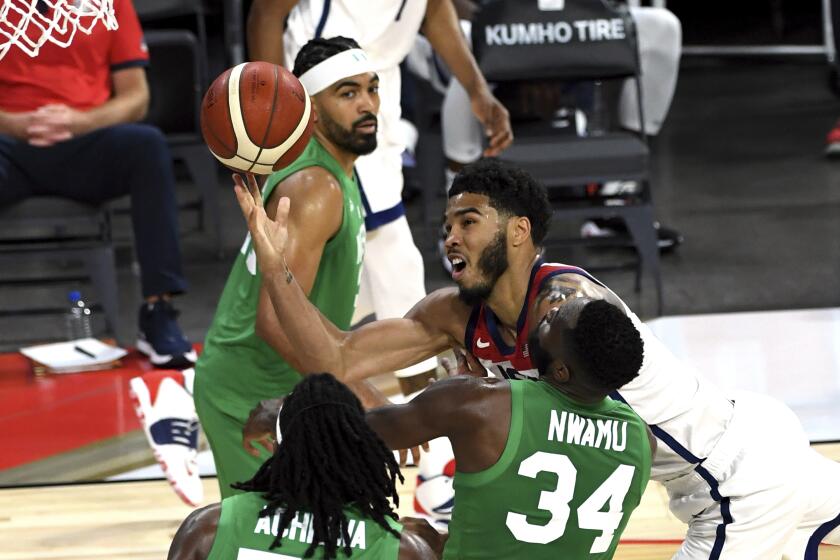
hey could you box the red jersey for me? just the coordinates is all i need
[0,0,149,113]
[464,259,601,380]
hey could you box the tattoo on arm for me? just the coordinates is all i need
[537,281,578,305]
[283,258,293,285]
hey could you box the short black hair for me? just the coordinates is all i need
[449,159,552,245]
[571,300,644,391]
[232,373,402,559]
[292,36,361,77]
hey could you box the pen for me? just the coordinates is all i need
[74,345,97,359]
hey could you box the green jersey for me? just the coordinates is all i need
[207,492,402,559]
[196,137,366,403]
[444,380,651,559]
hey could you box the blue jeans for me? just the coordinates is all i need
[0,123,187,297]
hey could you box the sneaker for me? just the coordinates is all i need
[137,300,197,369]
[826,120,840,156]
[129,368,203,506]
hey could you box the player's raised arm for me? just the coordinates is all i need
[247,0,299,64]
[234,174,462,381]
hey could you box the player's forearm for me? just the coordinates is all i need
[261,262,349,376]
[423,0,490,99]
[367,404,434,450]
[247,0,296,64]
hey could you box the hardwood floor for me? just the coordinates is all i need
[3,444,838,559]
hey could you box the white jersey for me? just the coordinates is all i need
[283,0,427,72]
[283,0,427,216]
[585,272,735,484]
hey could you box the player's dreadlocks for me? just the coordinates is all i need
[232,373,403,559]
[292,36,362,78]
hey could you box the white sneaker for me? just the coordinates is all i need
[129,368,203,506]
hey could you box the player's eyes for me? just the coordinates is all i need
[369,86,379,94]
[341,90,356,98]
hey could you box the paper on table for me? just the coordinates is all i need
[20,338,127,373]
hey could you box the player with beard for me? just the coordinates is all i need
[192,36,413,498]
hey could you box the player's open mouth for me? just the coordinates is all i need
[355,120,377,134]
[449,254,467,280]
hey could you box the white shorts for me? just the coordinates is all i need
[668,392,840,559]
[352,216,437,377]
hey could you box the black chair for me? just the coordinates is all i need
[142,28,223,257]
[473,0,663,315]
[0,197,120,339]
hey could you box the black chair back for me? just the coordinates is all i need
[143,29,203,136]
[473,0,638,82]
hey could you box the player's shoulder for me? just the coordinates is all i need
[423,374,509,405]
[168,502,221,559]
[276,165,343,199]
[398,527,439,560]
[268,166,344,219]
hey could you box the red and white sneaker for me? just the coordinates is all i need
[826,120,840,155]
[129,368,203,506]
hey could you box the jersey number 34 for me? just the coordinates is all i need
[506,451,636,553]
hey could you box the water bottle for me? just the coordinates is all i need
[65,290,93,341]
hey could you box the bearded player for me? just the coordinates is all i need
[191,37,418,499]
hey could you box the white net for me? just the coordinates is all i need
[0,0,118,60]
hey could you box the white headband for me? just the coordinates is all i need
[298,48,375,96]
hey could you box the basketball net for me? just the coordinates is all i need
[0,0,118,60]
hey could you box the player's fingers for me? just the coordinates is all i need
[398,448,408,467]
[439,357,456,377]
[257,436,276,455]
[243,437,261,457]
[410,445,422,464]
[233,177,254,217]
[483,129,513,157]
[275,196,291,225]
[422,441,430,452]
[244,172,263,207]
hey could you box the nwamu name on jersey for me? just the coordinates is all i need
[548,410,628,452]
[254,510,368,550]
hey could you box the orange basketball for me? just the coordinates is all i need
[200,61,315,174]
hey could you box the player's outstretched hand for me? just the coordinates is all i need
[242,397,284,457]
[398,441,430,468]
[233,172,290,275]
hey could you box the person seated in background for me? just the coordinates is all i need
[0,0,195,368]
[167,373,443,560]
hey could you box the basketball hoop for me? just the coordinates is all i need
[0,0,118,60]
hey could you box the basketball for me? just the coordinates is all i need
[200,61,315,175]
